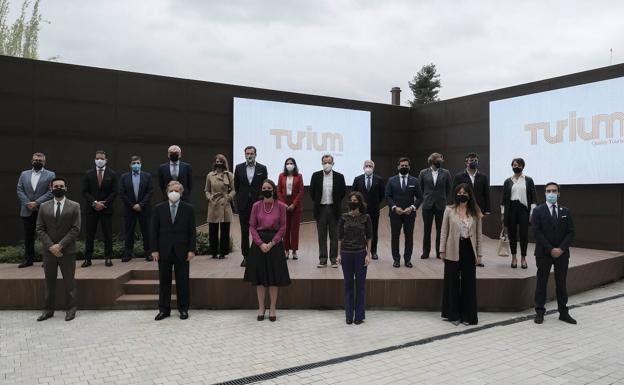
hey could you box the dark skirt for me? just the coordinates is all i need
[441,238,478,325]
[244,230,291,287]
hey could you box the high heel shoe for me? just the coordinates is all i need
[257,310,266,321]
[269,311,277,322]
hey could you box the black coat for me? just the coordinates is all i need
[309,170,346,220]
[233,162,268,212]
[351,174,385,216]
[158,161,193,202]
[150,200,196,260]
[82,167,118,215]
[453,170,491,214]
[418,167,452,210]
[384,174,423,214]
[531,203,574,258]
[119,171,154,212]
[502,175,538,226]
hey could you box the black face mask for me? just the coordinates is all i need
[348,202,359,210]
[215,163,224,169]
[169,153,180,162]
[262,190,273,198]
[52,188,66,198]
[455,194,469,203]
[32,161,44,171]
[512,167,523,174]
[399,167,409,175]
[433,160,442,168]
[468,161,478,170]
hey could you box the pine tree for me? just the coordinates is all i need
[408,63,441,106]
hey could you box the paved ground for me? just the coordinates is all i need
[1,280,623,385]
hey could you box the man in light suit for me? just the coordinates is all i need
[233,146,268,267]
[352,160,385,260]
[385,157,423,268]
[36,177,81,322]
[119,155,154,262]
[418,152,452,259]
[16,152,56,268]
[158,145,193,202]
[532,182,576,325]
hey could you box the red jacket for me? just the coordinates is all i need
[277,172,304,212]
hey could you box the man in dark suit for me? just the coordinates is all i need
[233,146,268,267]
[310,154,347,267]
[82,150,118,267]
[151,181,196,321]
[418,152,452,259]
[119,155,154,262]
[16,152,56,268]
[158,145,193,202]
[385,157,423,268]
[453,152,491,267]
[532,182,576,325]
[36,177,81,322]
[352,160,385,260]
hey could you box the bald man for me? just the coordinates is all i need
[158,145,193,202]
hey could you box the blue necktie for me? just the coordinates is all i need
[170,203,177,223]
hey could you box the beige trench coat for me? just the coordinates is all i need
[440,206,483,262]
[205,171,235,223]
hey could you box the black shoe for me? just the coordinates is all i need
[257,310,266,321]
[145,255,153,262]
[179,311,189,320]
[331,262,338,268]
[436,254,441,259]
[240,259,247,267]
[121,256,132,263]
[405,261,413,268]
[477,263,485,267]
[218,254,225,259]
[534,313,544,324]
[37,312,54,322]
[393,261,400,268]
[65,312,75,321]
[511,263,517,269]
[346,319,353,325]
[521,263,528,269]
[559,313,577,324]
[154,312,170,321]
[81,260,92,268]
[18,260,33,268]
[420,254,429,259]
[354,320,364,325]
[292,254,298,260]
[317,262,327,268]
[372,253,378,260]
[212,255,218,259]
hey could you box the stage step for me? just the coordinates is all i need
[131,270,160,280]
[123,279,175,295]
[114,294,176,308]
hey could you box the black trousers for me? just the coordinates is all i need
[43,252,77,312]
[422,207,444,257]
[369,213,380,254]
[317,205,338,263]
[158,253,190,313]
[390,212,416,263]
[84,212,113,260]
[441,239,478,324]
[209,222,231,256]
[534,255,569,315]
[123,209,150,257]
[238,204,252,258]
[22,211,38,262]
[508,201,529,256]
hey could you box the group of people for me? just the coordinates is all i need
[17,146,576,327]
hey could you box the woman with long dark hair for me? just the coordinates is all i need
[204,154,235,259]
[276,157,304,260]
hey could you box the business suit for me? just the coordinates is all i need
[277,172,305,252]
[233,162,268,258]
[151,200,196,314]
[119,170,154,259]
[385,174,423,263]
[158,161,193,202]
[531,203,574,316]
[453,170,491,214]
[16,168,56,264]
[501,175,538,257]
[351,173,385,255]
[82,167,118,263]
[310,170,346,264]
[419,167,452,258]
[36,198,81,316]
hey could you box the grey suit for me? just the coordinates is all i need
[36,198,81,313]
[418,167,452,258]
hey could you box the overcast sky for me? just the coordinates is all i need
[19,0,624,105]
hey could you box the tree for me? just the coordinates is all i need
[408,63,441,106]
[0,0,43,59]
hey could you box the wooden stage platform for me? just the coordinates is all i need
[1,208,623,311]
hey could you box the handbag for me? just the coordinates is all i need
[497,227,511,257]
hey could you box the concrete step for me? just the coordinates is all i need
[123,280,175,295]
[131,270,160,280]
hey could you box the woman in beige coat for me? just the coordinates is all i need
[205,154,235,259]
[440,183,483,325]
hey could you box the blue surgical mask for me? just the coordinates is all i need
[546,192,558,204]
[131,163,141,172]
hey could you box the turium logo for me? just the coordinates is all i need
[525,111,624,144]
[270,126,344,153]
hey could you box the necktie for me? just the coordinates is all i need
[133,173,140,200]
[551,204,557,220]
[366,176,371,191]
[401,176,406,191]
[171,203,177,223]
[171,163,178,181]
[97,168,103,188]
[55,201,61,220]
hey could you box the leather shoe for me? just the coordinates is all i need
[105,258,113,267]
[393,261,400,268]
[534,313,544,324]
[218,254,225,259]
[346,319,353,325]
[145,255,153,262]
[559,313,577,324]
[405,261,413,268]
[81,260,92,268]
[179,311,189,320]
[269,316,277,322]
[420,254,429,259]
[65,312,75,321]
[354,320,364,325]
[37,312,54,322]
[18,260,33,268]
[240,259,247,267]
[154,312,170,321]
[121,256,131,263]
[372,253,379,260]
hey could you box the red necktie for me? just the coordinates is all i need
[97,169,103,188]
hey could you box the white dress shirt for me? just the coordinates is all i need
[54,197,66,217]
[246,163,256,184]
[169,162,178,179]
[321,171,333,204]
[431,167,439,186]
[31,168,43,191]
[466,169,477,185]
[546,201,558,219]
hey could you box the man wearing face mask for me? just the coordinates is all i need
[310,154,347,267]
[119,155,154,262]
[453,153,491,267]
[16,152,56,268]
[351,160,385,260]
[158,145,193,203]
[82,150,118,267]
[234,146,268,267]
[531,182,576,325]
[418,153,452,260]
[385,157,423,268]
[151,181,196,321]
[36,177,81,322]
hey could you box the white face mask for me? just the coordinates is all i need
[323,163,333,173]
[364,167,373,176]
[168,191,181,203]
[285,164,295,172]
[95,159,107,168]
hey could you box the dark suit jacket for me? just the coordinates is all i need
[158,161,193,202]
[119,171,154,213]
[385,174,423,215]
[309,170,346,220]
[453,170,491,214]
[502,175,538,226]
[418,167,452,210]
[531,203,574,258]
[277,173,305,212]
[351,174,385,216]
[36,198,81,256]
[150,200,196,260]
[234,162,268,212]
[82,167,118,215]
